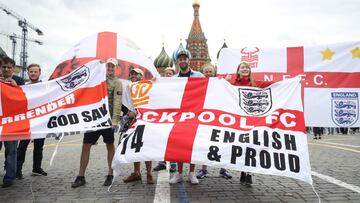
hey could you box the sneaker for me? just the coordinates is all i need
[240,172,246,183]
[103,175,113,186]
[196,169,209,179]
[147,174,154,184]
[71,176,86,188]
[219,168,232,179]
[246,174,253,185]
[188,172,199,185]
[32,168,47,176]
[16,171,23,180]
[319,136,322,139]
[169,173,183,184]
[123,173,141,183]
[2,181,13,188]
[169,165,177,173]
[153,164,166,171]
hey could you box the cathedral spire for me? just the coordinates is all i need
[217,38,228,59]
[188,1,203,40]
[186,0,210,71]
[192,0,200,16]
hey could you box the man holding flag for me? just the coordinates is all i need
[123,68,155,184]
[16,64,47,180]
[169,48,204,185]
[71,58,122,188]
[0,57,25,188]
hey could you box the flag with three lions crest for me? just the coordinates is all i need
[113,77,313,185]
[0,60,111,141]
[217,41,360,127]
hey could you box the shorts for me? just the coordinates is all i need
[83,128,114,144]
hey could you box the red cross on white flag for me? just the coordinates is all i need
[49,32,160,80]
[113,77,312,185]
[0,61,110,141]
[217,41,360,127]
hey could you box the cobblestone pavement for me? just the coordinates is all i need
[0,132,359,203]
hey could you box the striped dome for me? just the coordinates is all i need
[154,46,173,68]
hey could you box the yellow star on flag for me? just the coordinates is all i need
[320,48,335,60]
[351,47,360,59]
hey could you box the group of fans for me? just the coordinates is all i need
[0,58,46,188]
[2,47,313,188]
[73,48,272,187]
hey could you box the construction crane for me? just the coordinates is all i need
[0,2,44,79]
[0,32,43,63]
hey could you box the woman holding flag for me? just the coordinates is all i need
[225,62,273,185]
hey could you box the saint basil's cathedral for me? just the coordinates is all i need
[153,1,227,76]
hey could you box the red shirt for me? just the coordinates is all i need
[230,75,273,88]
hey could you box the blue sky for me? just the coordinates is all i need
[1,0,359,79]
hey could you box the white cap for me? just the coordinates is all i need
[130,68,144,76]
[106,58,118,66]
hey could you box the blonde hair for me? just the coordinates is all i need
[202,65,215,74]
[236,62,256,87]
[164,67,175,74]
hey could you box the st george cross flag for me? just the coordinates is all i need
[112,77,313,184]
[0,60,111,141]
[217,41,360,128]
[49,31,160,80]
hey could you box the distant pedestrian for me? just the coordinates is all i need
[313,127,323,139]
[340,127,348,135]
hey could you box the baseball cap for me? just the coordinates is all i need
[130,68,144,76]
[106,58,118,66]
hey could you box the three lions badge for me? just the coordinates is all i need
[239,88,272,116]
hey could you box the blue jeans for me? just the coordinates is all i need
[3,141,18,183]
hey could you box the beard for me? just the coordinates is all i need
[130,75,141,82]
[179,63,188,71]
